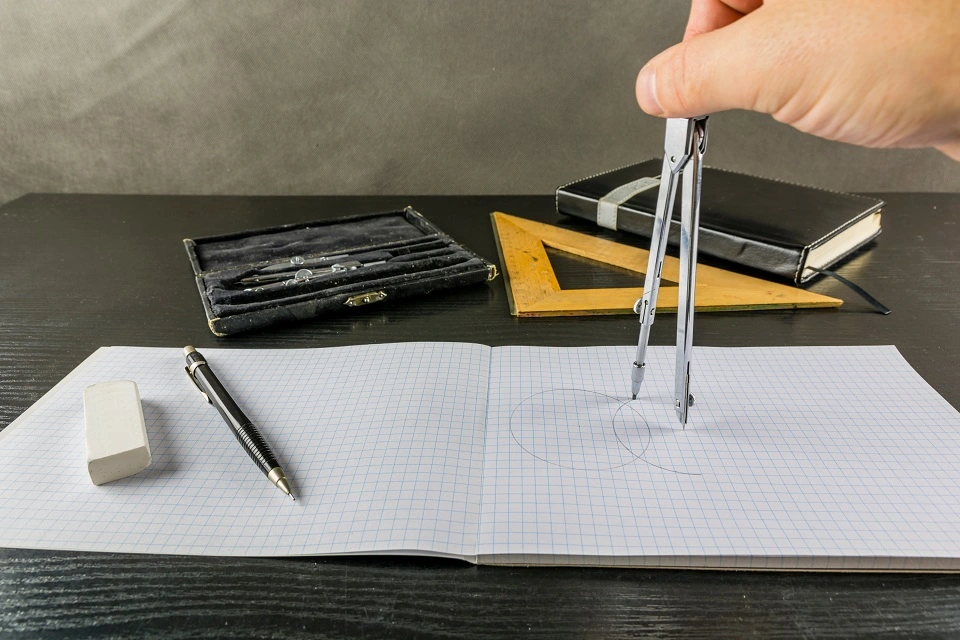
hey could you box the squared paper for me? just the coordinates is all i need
[2,343,960,570]
[479,345,960,569]
[0,343,489,559]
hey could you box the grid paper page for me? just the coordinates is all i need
[0,342,489,558]
[480,345,960,570]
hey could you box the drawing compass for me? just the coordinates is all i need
[631,116,708,426]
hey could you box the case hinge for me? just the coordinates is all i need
[344,290,388,307]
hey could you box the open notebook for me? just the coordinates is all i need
[2,343,960,571]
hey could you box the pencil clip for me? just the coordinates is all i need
[184,366,211,403]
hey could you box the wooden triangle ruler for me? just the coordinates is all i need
[491,211,842,317]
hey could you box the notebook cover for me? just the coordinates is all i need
[556,160,884,284]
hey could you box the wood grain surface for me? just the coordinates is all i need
[1,193,959,638]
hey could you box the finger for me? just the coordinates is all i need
[637,13,782,118]
[937,142,960,162]
[684,0,762,40]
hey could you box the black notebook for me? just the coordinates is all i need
[556,160,883,284]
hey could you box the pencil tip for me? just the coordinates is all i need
[275,475,294,500]
[290,494,296,502]
[632,394,637,400]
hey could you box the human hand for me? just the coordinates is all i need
[635,0,960,160]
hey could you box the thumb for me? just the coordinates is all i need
[636,16,781,118]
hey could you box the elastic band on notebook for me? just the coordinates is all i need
[596,176,661,231]
[806,267,891,315]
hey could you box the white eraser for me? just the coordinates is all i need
[83,380,152,485]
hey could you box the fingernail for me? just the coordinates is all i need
[637,65,663,116]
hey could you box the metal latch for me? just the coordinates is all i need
[344,290,388,307]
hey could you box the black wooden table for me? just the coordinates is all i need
[2,193,959,638]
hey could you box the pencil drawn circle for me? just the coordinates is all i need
[509,389,650,470]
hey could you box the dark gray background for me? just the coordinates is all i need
[2,0,958,207]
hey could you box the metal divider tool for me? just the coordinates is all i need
[630,116,709,425]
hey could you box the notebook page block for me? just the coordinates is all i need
[0,342,489,559]
[480,345,960,570]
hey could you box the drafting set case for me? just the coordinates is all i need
[184,207,498,336]
[556,160,884,284]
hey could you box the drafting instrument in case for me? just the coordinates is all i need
[184,207,498,335]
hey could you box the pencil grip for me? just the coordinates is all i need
[231,422,279,473]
